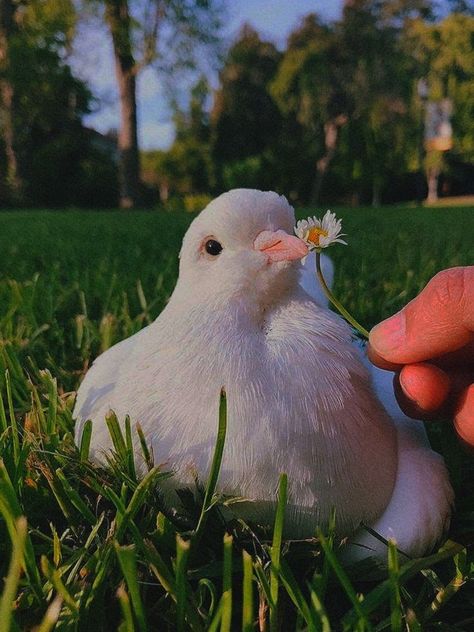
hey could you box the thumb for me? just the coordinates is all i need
[369,267,474,365]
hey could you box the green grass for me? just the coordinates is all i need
[0,205,473,631]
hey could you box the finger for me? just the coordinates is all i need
[393,365,474,421]
[399,363,451,414]
[368,340,474,373]
[367,343,402,371]
[430,340,474,370]
[454,384,474,447]
[370,267,474,364]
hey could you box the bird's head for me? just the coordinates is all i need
[176,189,308,311]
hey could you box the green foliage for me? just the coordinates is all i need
[141,77,215,201]
[0,207,473,629]
[3,2,474,208]
[154,5,474,206]
[404,12,474,162]
[222,155,266,191]
[211,25,283,187]
[0,0,118,207]
[183,193,213,213]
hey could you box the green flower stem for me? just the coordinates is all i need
[315,251,369,339]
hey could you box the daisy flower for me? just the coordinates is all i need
[294,211,368,338]
[295,211,347,251]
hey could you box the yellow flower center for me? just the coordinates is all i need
[306,226,328,246]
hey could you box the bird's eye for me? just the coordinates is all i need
[204,239,223,256]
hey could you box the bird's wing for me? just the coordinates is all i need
[342,358,453,563]
[342,425,453,562]
[298,251,334,308]
[73,328,146,439]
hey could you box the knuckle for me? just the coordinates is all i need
[429,268,466,307]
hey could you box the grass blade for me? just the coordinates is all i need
[46,373,58,436]
[124,416,137,480]
[342,541,465,628]
[317,507,336,601]
[79,419,93,461]
[106,410,128,460]
[116,466,163,540]
[422,547,467,623]
[136,422,153,471]
[253,559,274,628]
[145,541,204,632]
[115,544,148,632]
[242,550,254,632]
[41,556,78,615]
[221,534,233,632]
[208,601,223,632]
[270,472,287,632]
[195,390,227,540]
[0,517,27,632]
[176,536,191,632]
[278,559,318,631]
[0,461,43,601]
[36,596,63,632]
[4,371,20,464]
[117,585,135,632]
[317,529,372,631]
[0,389,7,434]
[308,580,331,632]
[387,540,402,632]
[55,468,96,525]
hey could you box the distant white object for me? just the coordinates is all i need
[298,250,334,308]
[74,189,453,561]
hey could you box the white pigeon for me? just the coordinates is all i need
[74,189,453,561]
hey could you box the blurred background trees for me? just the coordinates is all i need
[0,0,473,208]
[0,0,118,206]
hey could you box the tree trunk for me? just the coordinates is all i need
[0,0,23,202]
[371,179,381,207]
[311,115,346,205]
[105,0,141,208]
[426,166,439,203]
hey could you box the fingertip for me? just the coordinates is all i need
[367,343,401,371]
[369,311,406,361]
[399,363,451,413]
[454,384,474,447]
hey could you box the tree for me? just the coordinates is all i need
[95,0,223,208]
[271,14,349,204]
[211,25,282,190]
[0,0,118,207]
[0,0,79,204]
[142,76,214,200]
[0,0,22,200]
[403,12,474,200]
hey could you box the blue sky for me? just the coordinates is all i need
[73,1,344,151]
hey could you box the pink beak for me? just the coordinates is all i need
[254,230,308,263]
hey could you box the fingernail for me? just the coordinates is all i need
[369,312,406,357]
[399,371,418,403]
[454,385,474,448]
[399,364,450,412]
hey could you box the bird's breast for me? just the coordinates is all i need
[121,302,398,537]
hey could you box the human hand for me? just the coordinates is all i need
[368,267,474,446]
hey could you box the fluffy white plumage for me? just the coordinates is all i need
[74,189,453,559]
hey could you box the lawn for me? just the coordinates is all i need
[0,204,473,631]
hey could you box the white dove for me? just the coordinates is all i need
[74,189,453,560]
